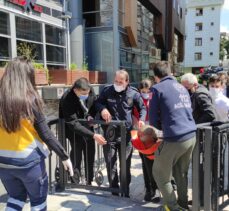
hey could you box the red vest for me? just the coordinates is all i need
[132,136,161,160]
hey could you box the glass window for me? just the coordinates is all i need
[195,23,203,31]
[83,11,113,27]
[0,37,11,59]
[46,45,65,63]
[196,8,203,16]
[83,0,112,12]
[16,16,42,42]
[195,38,202,46]
[85,31,113,72]
[52,9,62,18]
[0,11,10,35]
[42,6,51,15]
[194,52,202,60]
[45,25,65,46]
[17,40,43,62]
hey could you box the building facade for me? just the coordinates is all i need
[68,0,185,83]
[0,0,66,69]
[184,0,224,73]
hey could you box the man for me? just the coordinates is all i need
[59,77,106,185]
[181,73,216,124]
[149,61,196,210]
[95,70,146,197]
[209,75,229,121]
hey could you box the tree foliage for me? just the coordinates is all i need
[220,37,229,60]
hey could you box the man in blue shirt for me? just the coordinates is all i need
[95,70,146,197]
[149,61,196,210]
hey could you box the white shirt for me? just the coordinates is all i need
[214,92,229,121]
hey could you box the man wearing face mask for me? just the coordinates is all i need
[95,70,147,197]
[209,75,229,121]
[181,73,216,124]
[59,77,106,185]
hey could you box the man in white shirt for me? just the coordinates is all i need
[209,75,229,121]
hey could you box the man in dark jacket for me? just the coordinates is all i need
[149,61,197,210]
[59,77,106,185]
[95,70,146,197]
[181,73,216,124]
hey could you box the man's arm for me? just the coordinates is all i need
[196,93,216,123]
[60,98,94,138]
[94,88,108,114]
[149,88,160,129]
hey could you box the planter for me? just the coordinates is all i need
[49,69,71,85]
[89,71,107,84]
[35,69,48,85]
[71,70,89,84]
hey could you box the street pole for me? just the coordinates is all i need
[66,17,71,70]
[62,0,71,70]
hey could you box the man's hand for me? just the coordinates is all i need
[138,120,145,129]
[87,115,94,127]
[93,134,107,145]
[101,108,112,122]
[62,158,74,177]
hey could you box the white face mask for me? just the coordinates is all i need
[113,84,125,92]
[209,87,221,99]
[141,93,150,99]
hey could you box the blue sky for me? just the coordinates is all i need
[221,0,229,32]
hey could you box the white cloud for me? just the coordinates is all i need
[223,0,229,10]
[221,25,229,32]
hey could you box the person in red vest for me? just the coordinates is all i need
[132,79,160,202]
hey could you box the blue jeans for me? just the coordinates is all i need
[0,160,48,211]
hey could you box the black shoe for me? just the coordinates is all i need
[144,191,152,202]
[112,192,119,196]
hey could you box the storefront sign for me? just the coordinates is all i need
[6,0,43,13]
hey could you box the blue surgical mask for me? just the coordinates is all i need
[79,95,88,101]
[141,93,150,99]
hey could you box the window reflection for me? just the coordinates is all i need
[17,40,43,62]
[0,11,10,35]
[45,25,65,46]
[16,16,42,42]
[0,37,11,59]
[46,45,65,63]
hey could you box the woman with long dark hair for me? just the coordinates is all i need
[0,57,73,211]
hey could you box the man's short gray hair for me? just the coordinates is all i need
[115,69,129,82]
[181,73,198,85]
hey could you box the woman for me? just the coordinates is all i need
[0,57,73,211]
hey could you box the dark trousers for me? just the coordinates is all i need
[139,153,157,193]
[69,137,95,183]
[0,160,48,211]
[103,141,133,195]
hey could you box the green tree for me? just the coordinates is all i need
[220,37,229,60]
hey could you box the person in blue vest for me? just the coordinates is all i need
[0,57,73,211]
[94,70,147,197]
[149,61,196,211]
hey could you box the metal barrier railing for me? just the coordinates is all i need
[193,122,229,211]
[47,118,128,196]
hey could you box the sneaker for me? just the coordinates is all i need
[151,189,160,203]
